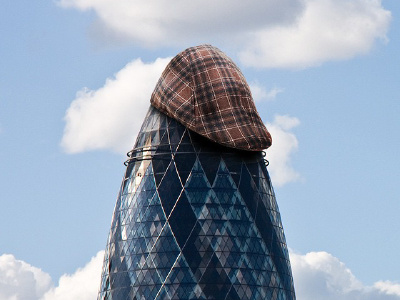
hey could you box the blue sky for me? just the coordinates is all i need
[1,1,399,299]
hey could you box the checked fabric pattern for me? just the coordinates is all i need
[98,107,295,300]
[150,44,272,151]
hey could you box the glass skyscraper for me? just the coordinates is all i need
[97,106,296,300]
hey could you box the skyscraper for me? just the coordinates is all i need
[98,45,295,300]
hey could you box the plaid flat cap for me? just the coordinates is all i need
[150,44,272,151]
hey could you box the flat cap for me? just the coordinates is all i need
[150,44,272,151]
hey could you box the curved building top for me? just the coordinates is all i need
[150,44,272,151]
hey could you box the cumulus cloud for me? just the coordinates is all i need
[290,250,400,300]
[266,115,301,187]
[3,250,400,300]
[58,0,303,47]
[61,57,171,153]
[249,82,283,102]
[58,0,390,69]
[239,0,391,69]
[375,281,400,297]
[0,254,52,300]
[61,57,300,187]
[41,251,104,300]
[0,252,104,300]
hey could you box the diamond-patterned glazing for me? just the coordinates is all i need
[98,107,296,300]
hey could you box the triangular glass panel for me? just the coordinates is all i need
[158,111,168,129]
[167,122,184,152]
[157,162,182,217]
[157,127,171,153]
[184,158,211,186]
[198,253,231,299]
[152,158,172,187]
[154,286,170,300]
[150,129,160,146]
[174,151,196,186]
[198,153,221,185]
[222,154,243,187]
[168,192,197,249]
[238,165,259,219]
[176,129,194,152]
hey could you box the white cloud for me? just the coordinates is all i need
[58,0,390,69]
[266,115,301,187]
[61,58,301,188]
[290,250,400,300]
[58,0,303,48]
[250,82,283,102]
[61,57,171,153]
[375,281,400,297]
[61,58,298,173]
[40,251,104,300]
[2,250,400,300]
[291,251,363,299]
[0,252,104,300]
[0,254,52,300]
[240,0,391,69]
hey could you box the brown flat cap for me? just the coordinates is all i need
[150,44,272,151]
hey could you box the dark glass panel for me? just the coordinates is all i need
[238,165,259,219]
[199,253,232,299]
[168,193,197,249]
[223,154,243,186]
[176,129,193,152]
[225,285,241,300]
[244,157,263,190]
[167,125,181,152]
[152,158,171,187]
[181,222,205,274]
[198,152,221,185]
[174,152,196,185]
[157,163,182,217]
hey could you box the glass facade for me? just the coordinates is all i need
[98,107,295,300]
